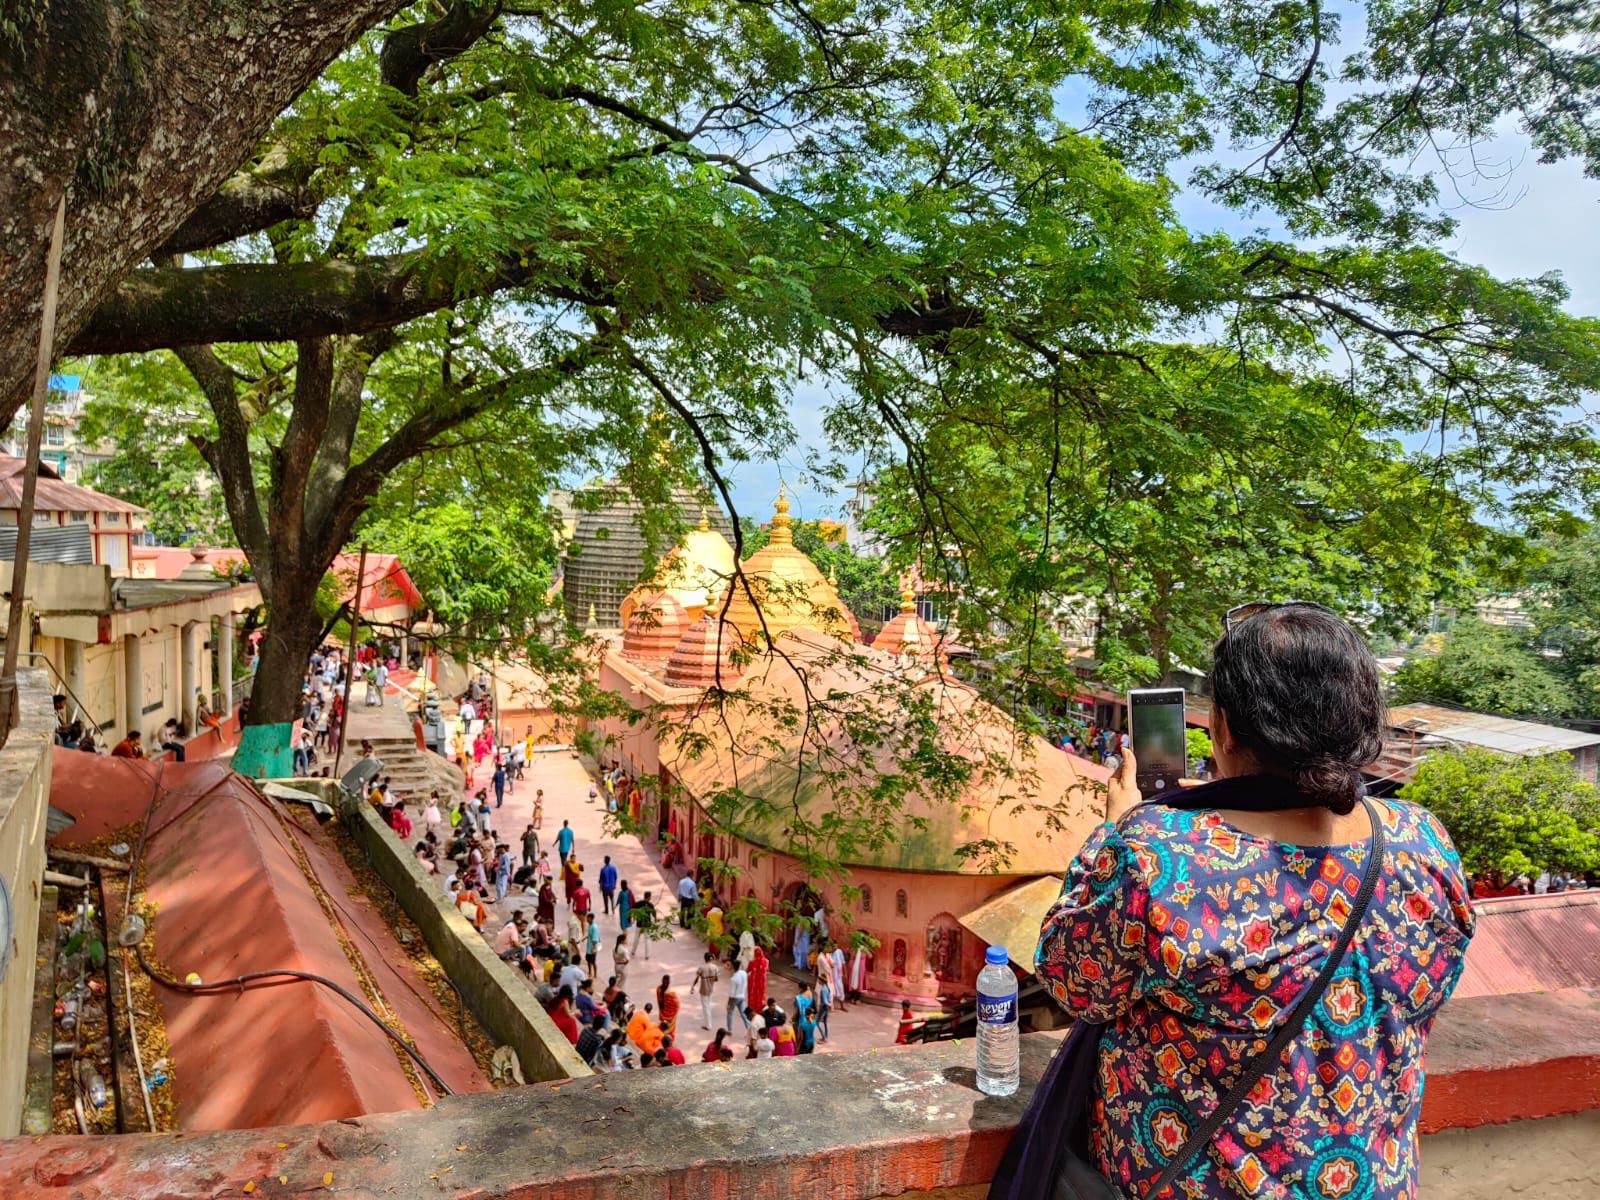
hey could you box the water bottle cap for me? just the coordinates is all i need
[985,945,1008,966]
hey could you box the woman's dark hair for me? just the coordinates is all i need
[1210,606,1385,814]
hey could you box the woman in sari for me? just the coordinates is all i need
[655,975,680,1038]
[770,1018,796,1057]
[536,879,557,927]
[747,945,769,1015]
[618,881,634,931]
[563,855,582,905]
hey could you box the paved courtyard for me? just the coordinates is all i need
[457,743,903,1061]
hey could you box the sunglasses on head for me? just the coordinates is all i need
[1223,599,1336,637]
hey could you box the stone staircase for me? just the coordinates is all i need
[342,694,463,802]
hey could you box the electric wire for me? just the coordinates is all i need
[122,761,456,1099]
[134,946,454,1096]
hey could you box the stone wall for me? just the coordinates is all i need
[0,669,57,1137]
[7,1022,1600,1199]
[339,794,588,1083]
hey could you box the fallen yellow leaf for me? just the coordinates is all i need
[276,1142,287,1148]
[324,1172,333,1185]
[455,1144,467,1151]
[243,1184,255,1195]
[279,1176,288,1184]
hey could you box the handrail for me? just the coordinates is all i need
[17,651,107,745]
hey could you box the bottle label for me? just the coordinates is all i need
[976,990,1017,1025]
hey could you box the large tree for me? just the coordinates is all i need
[48,0,1600,773]
[0,0,412,409]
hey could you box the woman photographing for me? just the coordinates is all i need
[1000,603,1475,1200]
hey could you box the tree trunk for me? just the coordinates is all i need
[0,0,404,419]
[230,563,326,778]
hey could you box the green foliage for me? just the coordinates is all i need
[1402,747,1600,878]
[1390,617,1577,717]
[1523,521,1600,716]
[358,496,560,649]
[1185,727,1212,766]
[73,354,230,545]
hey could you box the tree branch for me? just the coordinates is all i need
[380,1,505,97]
[69,251,614,354]
[154,144,325,256]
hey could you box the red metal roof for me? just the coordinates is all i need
[49,752,487,1129]
[331,551,424,611]
[1452,891,1600,999]
[0,454,146,514]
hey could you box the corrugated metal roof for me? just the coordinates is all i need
[0,454,146,514]
[1453,891,1600,999]
[0,523,93,563]
[1388,703,1600,754]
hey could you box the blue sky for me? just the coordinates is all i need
[722,134,1600,527]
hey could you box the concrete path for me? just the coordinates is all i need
[462,748,901,1062]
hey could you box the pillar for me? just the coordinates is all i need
[219,612,235,713]
[179,620,198,730]
[122,633,142,741]
[62,638,84,710]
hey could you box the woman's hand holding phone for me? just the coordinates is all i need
[1106,747,1142,821]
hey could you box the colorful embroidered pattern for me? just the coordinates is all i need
[1037,799,1474,1199]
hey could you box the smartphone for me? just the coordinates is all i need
[1128,687,1187,796]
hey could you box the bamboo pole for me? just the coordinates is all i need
[331,542,368,780]
[0,194,68,743]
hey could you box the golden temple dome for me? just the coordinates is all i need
[715,488,855,646]
[618,507,737,626]
[873,580,945,663]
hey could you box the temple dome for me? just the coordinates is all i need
[873,582,945,664]
[620,591,691,661]
[663,614,746,688]
[716,488,855,645]
[619,508,737,626]
[562,484,734,628]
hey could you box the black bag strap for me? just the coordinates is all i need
[1145,797,1386,1198]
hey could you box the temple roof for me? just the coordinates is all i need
[562,483,733,628]
[872,581,946,663]
[663,613,746,688]
[620,590,692,661]
[715,488,854,645]
[619,508,737,626]
[659,628,1108,875]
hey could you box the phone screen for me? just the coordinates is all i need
[1128,688,1187,794]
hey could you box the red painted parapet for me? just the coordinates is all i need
[7,993,1600,1199]
[1420,987,1600,1133]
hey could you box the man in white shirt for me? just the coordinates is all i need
[727,964,749,1031]
[746,1008,767,1058]
[693,952,720,1030]
[374,661,389,706]
[677,873,699,928]
[559,955,586,995]
[460,697,477,723]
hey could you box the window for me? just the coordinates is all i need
[860,885,873,914]
[895,889,908,918]
[69,512,87,523]
[103,512,121,525]
[44,425,65,446]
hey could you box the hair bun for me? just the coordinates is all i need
[1294,757,1360,815]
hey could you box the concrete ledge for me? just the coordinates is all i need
[5,1006,1600,1198]
[339,795,588,1083]
[1420,987,1600,1132]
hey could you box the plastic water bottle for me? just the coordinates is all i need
[976,944,1019,1096]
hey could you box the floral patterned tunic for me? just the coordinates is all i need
[1036,797,1474,1200]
